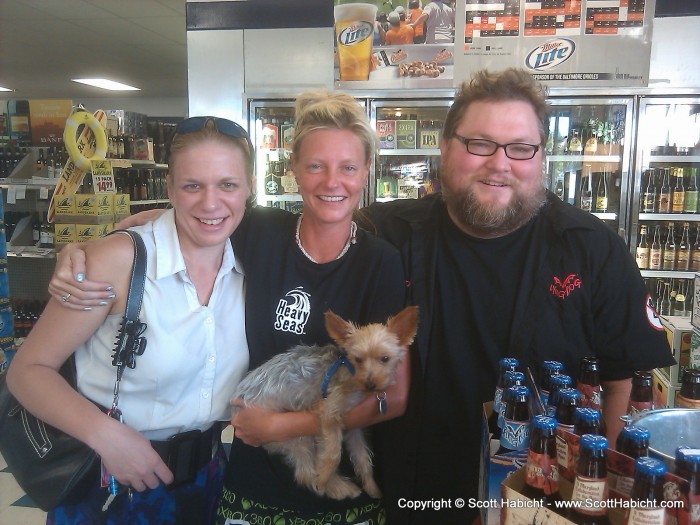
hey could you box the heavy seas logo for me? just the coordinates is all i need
[525,38,576,71]
[274,287,311,335]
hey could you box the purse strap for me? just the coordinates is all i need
[105,229,148,410]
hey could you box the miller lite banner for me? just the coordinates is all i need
[453,0,656,87]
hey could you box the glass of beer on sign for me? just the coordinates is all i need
[334,3,377,81]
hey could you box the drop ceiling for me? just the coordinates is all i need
[0,0,187,101]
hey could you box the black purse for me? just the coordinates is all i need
[0,229,147,511]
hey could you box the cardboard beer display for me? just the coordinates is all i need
[48,108,108,222]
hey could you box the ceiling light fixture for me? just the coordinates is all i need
[71,78,141,91]
[0,86,13,92]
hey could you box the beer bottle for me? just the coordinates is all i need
[580,164,593,212]
[676,368,700,409]
[497,370,526,435]
[677,223,691,271]
[673,279,688,316]
[546,374,574,417]
[569,129,583,153]
[574,407,604,437]
[488,357,519,436]
[672,167,686,213]
[684,167,698,213]
[613,424,650,497]
[623,457,667,525]
[641,169,657,213]
[595,170,609,213]
[577,356,602,411]
[497,385,530,455]
[616,425,650,458]
[691,226,700,272]
[635,225,650,270]
[674,447,700,518]
[658,168,671,213]
[555,387,580,472]
[662,223,677,271]
[658,282,672,316]
[649,225,663,270]
[570,434,611,525]
[539,360,564,407]
[522,415,563,510]
[555,387,580,434]
[627,371,654,415]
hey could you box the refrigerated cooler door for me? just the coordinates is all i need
[248,99,301,212]
[545,97,633,240]
[632,96,700,317]
[369,99,452,205]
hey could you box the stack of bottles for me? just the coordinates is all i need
[494,359,700,525]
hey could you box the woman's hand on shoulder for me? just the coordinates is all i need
[48,231,136,310]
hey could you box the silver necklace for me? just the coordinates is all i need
[295,214,357,264]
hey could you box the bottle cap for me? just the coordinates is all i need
[581,356,599,370]
[676,447,700,464]
[542,360,564,373]
[681,369,700,385]
[619,424,651,443]
[531,414,557,430]
[635,457,666,477]
[632,371,653,387]
[558,387,580,402]
[506,385,530,400]
[504,370,525,386]
[549,374,573,388]
[574,407,601,424]
[580,434,608,451]
[499,357,519,369]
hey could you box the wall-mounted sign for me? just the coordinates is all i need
[454,0,656,87]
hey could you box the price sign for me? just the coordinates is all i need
[90,159,116,194]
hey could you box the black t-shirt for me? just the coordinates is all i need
[226,206,406,512]
[413,206,536,517]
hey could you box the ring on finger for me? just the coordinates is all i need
[61,293,71,302]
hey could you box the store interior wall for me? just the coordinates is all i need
[186,13,700,124]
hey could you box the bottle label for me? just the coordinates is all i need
[642,194,656,212]
[675,394,700,409]
[596,196,608,212]
[525,450,559,495]
[493,386,503,414]
[628,400,653,415]
[577,383,602,410]
[684,191,698,213]
[626,507,665,525]
[636,249,650,269]
[649,249,662,270]
[673,192,685,212]
[571,475,608,516]
[556,426,575,471]
[581,195,593,212]
[500,418,530,451]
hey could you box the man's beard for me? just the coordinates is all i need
[442,182,546,238]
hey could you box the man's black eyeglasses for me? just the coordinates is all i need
[175,116,253,153]
[453,135,540,160]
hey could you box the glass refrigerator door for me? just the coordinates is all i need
[545,97,633,239]
[370,99,451,204]
[248,99,300,212]
[632,96,700,317]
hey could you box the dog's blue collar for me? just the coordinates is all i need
[321,353,355,399]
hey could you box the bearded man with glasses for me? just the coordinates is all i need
[360,67,674,525]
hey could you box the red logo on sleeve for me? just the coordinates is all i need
[645,294,664,331]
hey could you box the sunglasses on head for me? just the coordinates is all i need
[175,116,253,152]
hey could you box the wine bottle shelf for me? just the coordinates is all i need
[638,213,700,221]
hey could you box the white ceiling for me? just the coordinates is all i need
[0,0,188,100]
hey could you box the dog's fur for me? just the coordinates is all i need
[233,306,418,500]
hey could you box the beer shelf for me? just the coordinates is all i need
[547,154,621,163]
[640,270,696,279]
[377,149,441,156]
[639,213,700,221]
[648,155,700,164]
[130,199,170,206]
[7,246,55,259]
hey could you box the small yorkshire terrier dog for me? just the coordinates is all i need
[233,306,418,500]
